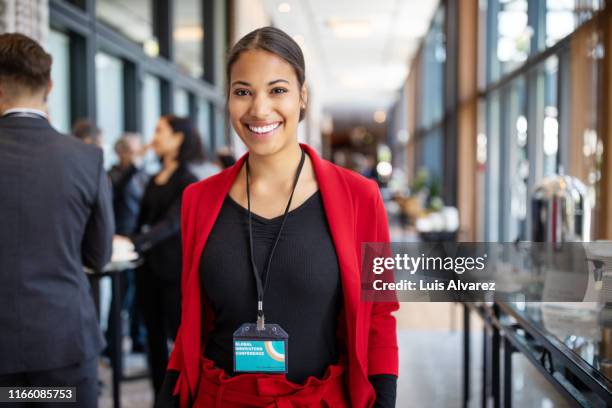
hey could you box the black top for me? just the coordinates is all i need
[0,116,113,374]
[132,165,196,282]
[200,191,342,383]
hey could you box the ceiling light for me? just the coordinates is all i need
[327,19,372,39]
[374,110,387,123]
[174,26,204,42]
[278,2,291,13]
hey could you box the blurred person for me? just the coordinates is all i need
[107,133,149,353]
[215,150,236,169]
[115,116,201,397]
[72,118,102,146]
[188,145,221,180]
[109,133,148,235]
[0,33,113,407]
[158,27,398,408]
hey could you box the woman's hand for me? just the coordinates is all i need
[112,235,138,262]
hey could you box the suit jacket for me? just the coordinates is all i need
[168,144,399,407]
[0,116,114,374]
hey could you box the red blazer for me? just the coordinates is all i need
[168,144,399,407]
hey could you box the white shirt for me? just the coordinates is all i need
[2,107,48,119]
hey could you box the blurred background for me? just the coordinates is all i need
[2,0,612,406]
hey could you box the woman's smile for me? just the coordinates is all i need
[244,121,283,141]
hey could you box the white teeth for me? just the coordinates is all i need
[247,123,280,134]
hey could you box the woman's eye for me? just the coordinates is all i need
[233,89,250,96]
[271,87,288,95]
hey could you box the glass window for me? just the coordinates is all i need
[97,0,156,49]
[143,73,161,174]
[173,88,189,116]
[45,30,71,134]
[485,91,501,241]
[174,0,204,77]
[541,56,559,176]
[419,8,445,129]
[197,99,212,152]
[421,128,444,182]
[95,52,124,169]
[501,77,528,241]
[213,106,226,150]
[545,0,604,48]
[493,0,531,79]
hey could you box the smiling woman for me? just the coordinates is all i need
[157,27,399,408]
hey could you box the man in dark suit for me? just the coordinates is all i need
[0,33,114,407]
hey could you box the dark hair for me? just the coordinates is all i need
[72,119,101,144]
[163,115,205,165]
[226,26,306,121]
[0,33,52,93]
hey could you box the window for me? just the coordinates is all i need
[198,99,212,152]
[419,8,445,129]
[173,88,189,116]
[545,0,604,48]
[97,0,155,49]
[46,30,71,134]
[541,56,559,176]
[174,0,204,78]
[143,73,161,174]
[421,128,444,181]
[213,106,226,149]
[490,0,531,81]
[501,77,528,241]
[95,52,124,169]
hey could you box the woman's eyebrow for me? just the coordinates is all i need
[230,79,290,87]
[231,80,251,87]
[268,79,290,85]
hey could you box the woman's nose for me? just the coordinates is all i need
[249,93,272,118]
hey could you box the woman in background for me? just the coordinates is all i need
[128,116,202,396]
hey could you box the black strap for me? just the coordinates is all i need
[246,148,306,327]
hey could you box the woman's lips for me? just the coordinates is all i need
[245,122,281,140]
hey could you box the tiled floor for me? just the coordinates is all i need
[98,303,572,408]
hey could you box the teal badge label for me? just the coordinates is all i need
[234,340,287,372]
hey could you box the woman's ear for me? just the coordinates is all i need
[300,83,308,109]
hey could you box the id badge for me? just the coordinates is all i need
[233,323,289,373]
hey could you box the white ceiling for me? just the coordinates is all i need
[263,0,439,118]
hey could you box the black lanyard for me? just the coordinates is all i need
[246,148,306,330]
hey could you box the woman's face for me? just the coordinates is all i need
[152,117,183,160]
[228,49,306,157]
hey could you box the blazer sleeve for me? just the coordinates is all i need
[367,188,399,377]
[81,150,114,271]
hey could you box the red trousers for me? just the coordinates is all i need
[194,357,350,407]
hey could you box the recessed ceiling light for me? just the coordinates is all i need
[374,110,387,123]
[327,19,372,39]
[278,2,291,13]
[174,26,204,42]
